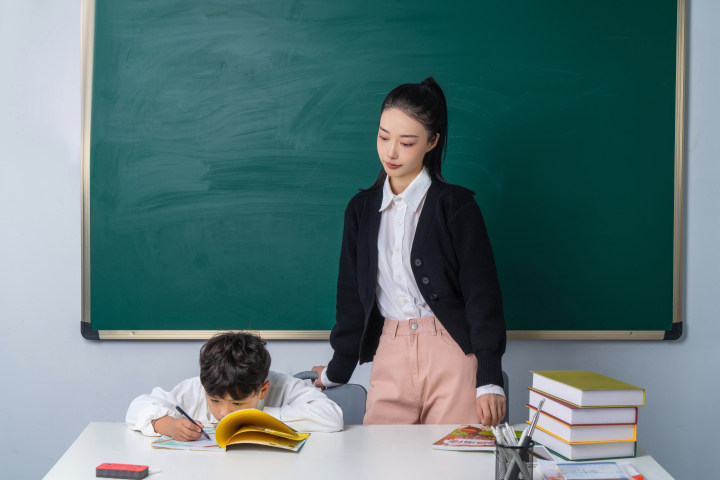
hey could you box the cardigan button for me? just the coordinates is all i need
[414,258,422,266]
[422,277,429,284]
[429,294,437,300]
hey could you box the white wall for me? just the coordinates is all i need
[0,1,716,478]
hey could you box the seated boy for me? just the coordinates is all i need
[126,332,343,440]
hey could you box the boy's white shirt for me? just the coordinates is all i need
[126,370,344,436]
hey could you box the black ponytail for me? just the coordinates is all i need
[362,76,449,192]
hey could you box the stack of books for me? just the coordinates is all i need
[526,371,645,461]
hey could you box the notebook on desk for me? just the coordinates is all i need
[151,408,309,452]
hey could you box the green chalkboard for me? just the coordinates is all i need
[84,0,682,338]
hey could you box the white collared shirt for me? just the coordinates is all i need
[126,371,344,435]
[375,167,434,321]
[323,169,504,400]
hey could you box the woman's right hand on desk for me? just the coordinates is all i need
[154,416,205,442]
[311,365,327,391]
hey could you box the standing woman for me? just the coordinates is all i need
[311,77,506,426]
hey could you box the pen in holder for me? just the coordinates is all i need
[494,439,535,480]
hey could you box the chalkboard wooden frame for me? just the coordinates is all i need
[80,0,686,341]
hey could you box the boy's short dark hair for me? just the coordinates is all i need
[199,332,271,401]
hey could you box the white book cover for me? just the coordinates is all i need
[532,428,636,461]
[527,407,637,443]
[531,372,645,407]
[528,389,638,425]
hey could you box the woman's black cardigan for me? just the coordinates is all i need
[326,179,507,389]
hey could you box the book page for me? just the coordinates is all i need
[152,426,223,452]
[215,408,300,448]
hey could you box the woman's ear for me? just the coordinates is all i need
[258,380,270,400]
[426,133,440,152]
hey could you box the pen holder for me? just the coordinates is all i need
[494,440,534,480]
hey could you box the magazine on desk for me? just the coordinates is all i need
[432,425,521,451]
[432,425,557,461]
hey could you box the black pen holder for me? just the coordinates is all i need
[494,440,534,480]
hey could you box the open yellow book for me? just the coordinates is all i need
[215,408,309,451]
[151,409,309,452]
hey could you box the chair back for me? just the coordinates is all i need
[293,371,368,425]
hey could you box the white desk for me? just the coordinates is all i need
[44,423,674,480]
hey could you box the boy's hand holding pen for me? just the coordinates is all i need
[153,416,204,442]
[142,394,212,442]
[169,417,206,442]
[175,406,212,442]
[152,415,206,442]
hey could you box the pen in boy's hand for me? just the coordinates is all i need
[175,406,212,441]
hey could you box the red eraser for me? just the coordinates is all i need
[96,463,149,479]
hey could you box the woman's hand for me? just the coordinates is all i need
[311,365,327,391]
[477,393,506,427]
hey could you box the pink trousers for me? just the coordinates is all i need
[363,316,480,425]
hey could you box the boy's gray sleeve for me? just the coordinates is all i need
[125,378,200,436]
[263,376,344,433]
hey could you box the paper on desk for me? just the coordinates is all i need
[537,461,632,480]
[152,426,224,452]
[536,461,564,480]
[556,461,629,480]
[533,445,556,461]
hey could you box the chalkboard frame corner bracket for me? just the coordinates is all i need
[663,321,683,341]
[81,321,100,341]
